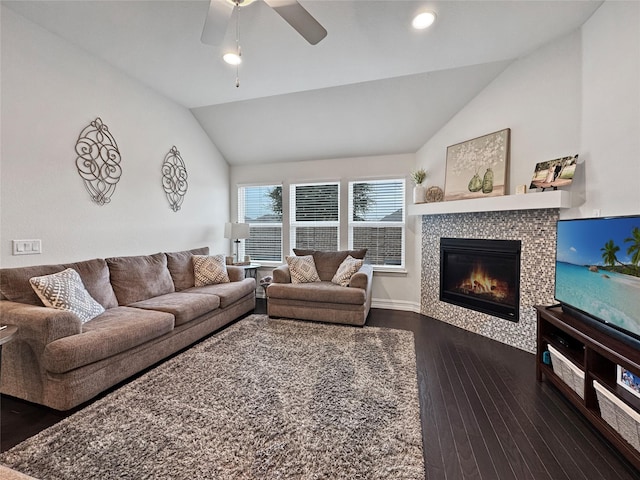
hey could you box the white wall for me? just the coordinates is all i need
[0,6,230,267]
[416,29,583,201]
[416,1,640,219]
[580,0,640,218]
[230,153,421,311]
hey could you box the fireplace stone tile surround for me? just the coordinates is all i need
[420,209,559,353]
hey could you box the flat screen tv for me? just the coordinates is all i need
[555,215,640,345]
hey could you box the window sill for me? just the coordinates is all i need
[372,266,408,275]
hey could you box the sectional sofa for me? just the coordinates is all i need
[0,247,255,411]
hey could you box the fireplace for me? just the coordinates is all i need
[440,238,521,322]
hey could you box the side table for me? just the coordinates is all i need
[236,263,262,280]
[0,325,18,353]
[259,276,272,302]
[0,325,18,372]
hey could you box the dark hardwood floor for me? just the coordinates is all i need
[2,302,639,479]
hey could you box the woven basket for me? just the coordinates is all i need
[547,344,585,399]
[594,380,640,452]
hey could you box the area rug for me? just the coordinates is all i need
[1,315,424,479]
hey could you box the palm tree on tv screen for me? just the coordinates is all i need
[625,226,640,275]
[600,239,622,268]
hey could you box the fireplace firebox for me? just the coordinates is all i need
[440,238,521,322]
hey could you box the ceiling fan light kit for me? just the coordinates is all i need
[202,0,327,47]
[412,11,437,30]
[223,52,242,65]
[202,0,327,87]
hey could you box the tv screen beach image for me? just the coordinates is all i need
[555,216,640,338]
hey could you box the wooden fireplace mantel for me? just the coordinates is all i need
[408,190,571,216]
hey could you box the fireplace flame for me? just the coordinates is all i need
[458,265,510,300]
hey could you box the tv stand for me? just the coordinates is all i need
[536,305,640,471]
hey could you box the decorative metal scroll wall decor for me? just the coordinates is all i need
[162,146,188,212]
[75,117,122,205]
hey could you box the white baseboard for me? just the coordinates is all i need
[371,298,421,313]
[259,293,420,313]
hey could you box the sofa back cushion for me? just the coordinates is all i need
[0,259,120,309]
[64,258,119,309]
[293,249,367,281]
[165,246,210,291]
[106,253,175,305]
[0,264,65,306]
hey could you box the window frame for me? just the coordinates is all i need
[289,181,341,252]
[237,183,283,264]
[348,178,406,270]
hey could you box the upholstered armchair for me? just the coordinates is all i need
[266,249,373,326]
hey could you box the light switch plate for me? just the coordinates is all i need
[13,239,42,255]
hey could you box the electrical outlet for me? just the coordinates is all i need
[13,239,42,255]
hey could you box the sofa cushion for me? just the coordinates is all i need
[64,258,119,309]
[166,247,210,291]
[267,281,366,305]
[293,249,367,281]
[286,255,320,283]
[332,256,365,287]
[128,292,220,326]
[185,278,256,308]
[0,264,65,306]
[43,306,175,374]
[106,253,175,305]
[29,268,105,323]
[193,254,229,286]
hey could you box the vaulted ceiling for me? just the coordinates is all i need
[5,1,602,165]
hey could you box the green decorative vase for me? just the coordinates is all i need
[468,173,482,192]
[482,168,494,194]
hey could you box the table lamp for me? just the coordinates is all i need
[224,222,250,264]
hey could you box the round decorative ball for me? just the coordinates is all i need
[426,186,444,203]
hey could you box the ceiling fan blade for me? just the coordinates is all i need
[264,0,327,45]
[201,0,234,46]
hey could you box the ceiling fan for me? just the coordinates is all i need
[201,0,327,46]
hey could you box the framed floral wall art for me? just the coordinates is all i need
[444,128,510,201]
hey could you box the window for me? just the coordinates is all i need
[348,179,405,268]
[290,182,339,251]
[238,185,282,262]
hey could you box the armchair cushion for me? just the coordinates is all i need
[267,281,366,305]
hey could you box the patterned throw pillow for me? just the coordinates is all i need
[286,255,320,284]
[193,254,230,286]
[29,268,105,323]
[331,255,364,287]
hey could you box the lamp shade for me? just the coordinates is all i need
[224,222,250,239]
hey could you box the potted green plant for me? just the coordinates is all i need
[411,168,428,204]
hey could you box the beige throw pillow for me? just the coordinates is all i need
[29,268,105,323]
[331,255,364,287]
[193,254,230,286]
[286,255,320,284]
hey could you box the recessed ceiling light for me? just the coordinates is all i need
[223,53,242,65]
[412,11,436,30]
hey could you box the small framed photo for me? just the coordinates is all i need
[529,154,578,191]
[617,365,640,399]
